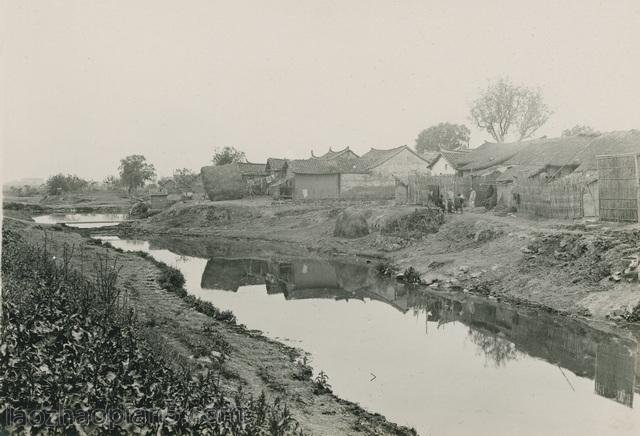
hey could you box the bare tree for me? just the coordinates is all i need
[470,78,552,143]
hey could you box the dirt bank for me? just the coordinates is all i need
[3,190,134,214]
[3,218,414,436]
[123,199,640,324]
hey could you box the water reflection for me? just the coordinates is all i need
[33,213,127,228]
[100,236,640,434]
[200,255,639,408]
[408,291,639,408]
[201,257,410,312]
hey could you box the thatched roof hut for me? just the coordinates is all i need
[574,130,640,173]
[460,142,528,173]
[501,135,598,168]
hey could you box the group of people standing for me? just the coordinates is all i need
[435,189,476,214]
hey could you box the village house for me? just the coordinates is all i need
[493,135,597,208]
[286,158,364,200]
[339,145,432,198]
[572,130,640,219]
[283,145,431,200]
[265,158,288,178]
[428,149,472,176]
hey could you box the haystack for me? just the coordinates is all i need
[334,208,370,238]
[201,164,247,201]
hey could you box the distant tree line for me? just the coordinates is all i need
[45,174,89,195]
[8,150,252,198]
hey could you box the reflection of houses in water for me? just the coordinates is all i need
[409,292,639,408]
[595,340,637,407]
[200,258,270,292]
[200,257,409,312]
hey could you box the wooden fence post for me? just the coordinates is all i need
[634,154,640,223]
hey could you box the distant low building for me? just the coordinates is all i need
[428,149,472,176]
[341,145,432,199]
[286,145,431,200]
[265,158,291,199]
[266,158,288,176]
[287,158,362,200]
[148,192,169,210]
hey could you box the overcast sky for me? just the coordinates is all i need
[2,0,640,182]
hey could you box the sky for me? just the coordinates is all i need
[2,0,640,182]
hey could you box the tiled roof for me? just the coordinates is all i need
[313,147,360,160]
[574,130,640,172]
[430,149,472,170]
[495,165,546,183]
[460,142,529,172]
[502,135,598,167]
[288,158,368,175]
[359,145,429,169]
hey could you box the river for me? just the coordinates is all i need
[38,214,640,435]
[33,212,128,228]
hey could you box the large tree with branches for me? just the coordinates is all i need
[470,78,552,143]
[118,155,156,194]
[415,122,471,154]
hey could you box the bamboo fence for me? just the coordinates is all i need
[405,175,472,205]
[597,153,640,222]
[517,178,584,219]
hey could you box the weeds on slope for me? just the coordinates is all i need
[0,229,303,435]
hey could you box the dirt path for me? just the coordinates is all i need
[4,219,413,436]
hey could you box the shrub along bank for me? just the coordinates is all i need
[0,229,303,435]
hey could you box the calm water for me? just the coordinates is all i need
[97,234,640,436]
[33,213,127,228]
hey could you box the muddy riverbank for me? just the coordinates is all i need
[119,199,640,325]
[2,218,415,436]
[5,206,640,435]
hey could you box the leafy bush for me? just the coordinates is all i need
[381,208,445,238]
[182,295,237,324]
[376,261,399,277]
[149,258,238,325]
[313,371,332,395]
[1,232,302,435]
[401,267,422,284]
[157,264,186,295]
[624,304,640,323]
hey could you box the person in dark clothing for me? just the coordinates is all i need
[438,193,446,212]
[447,197,454,213]
[455,194,464,213]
